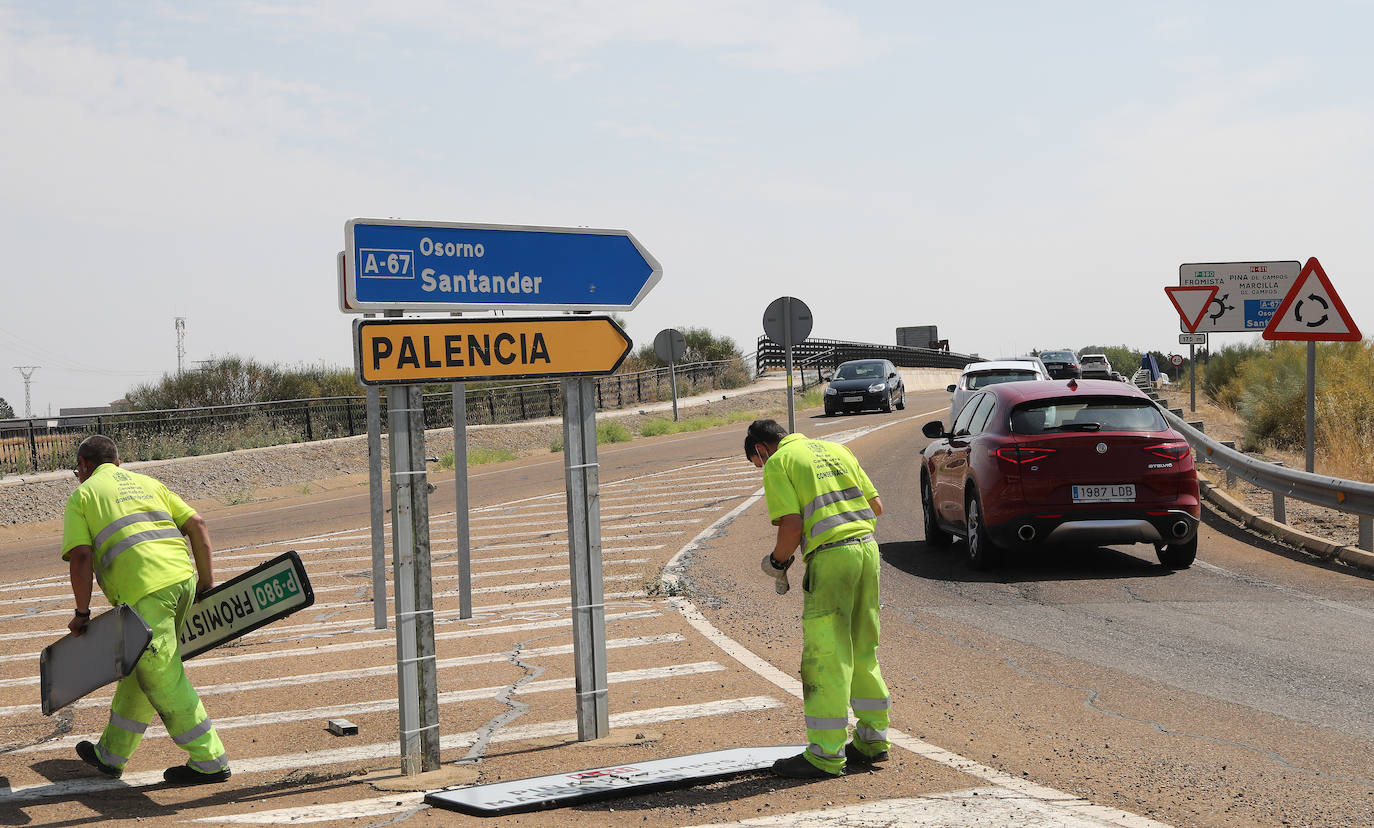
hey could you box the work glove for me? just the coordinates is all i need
[761,553,795,595]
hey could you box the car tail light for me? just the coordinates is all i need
[1145,442,1191,460]
[996,447,1057,464]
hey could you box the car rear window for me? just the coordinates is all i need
[1010,398,1166,434]
[965,370,1036,389]
[1042,351,1074,361]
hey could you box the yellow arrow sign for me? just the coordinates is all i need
[353,316,632,385]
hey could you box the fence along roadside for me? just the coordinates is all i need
[0,360,743,477]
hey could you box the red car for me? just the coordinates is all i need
[919,379,1200,570]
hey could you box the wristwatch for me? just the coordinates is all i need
[73,609,90,617]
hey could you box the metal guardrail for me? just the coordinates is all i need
[1133,370,1374,551]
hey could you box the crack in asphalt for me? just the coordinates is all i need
[456,634,553,764]
[891,605,1374,788]
[0,707,73,754]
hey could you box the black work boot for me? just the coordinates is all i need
[76,740,122,778]
[771,752,841,779]
[844,741,889,770]
[163,764,232,785]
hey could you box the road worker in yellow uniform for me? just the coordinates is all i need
[63,435,231,785]
[745,419,891,778]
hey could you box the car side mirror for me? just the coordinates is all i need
[946,384,956,393]
[922,420,946,439]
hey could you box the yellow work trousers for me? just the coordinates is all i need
[93,577,228,775]
[799,539,891,774]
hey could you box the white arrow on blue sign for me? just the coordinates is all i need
[343,219,661,313]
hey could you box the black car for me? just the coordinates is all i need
[1039,349,1081,380]
[823,359,905,415]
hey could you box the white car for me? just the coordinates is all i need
[946,359,1050,421]
[1079,353,1112,379]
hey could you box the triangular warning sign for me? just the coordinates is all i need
[1263,257,1362,341]
[1165,286,1218,333]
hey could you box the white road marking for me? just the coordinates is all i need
[24,661,727,754]
[0,609,664,691]
[0,696,785,804]
[677,788,1171,827]
[191,792,428,824]
[0,634,685,717]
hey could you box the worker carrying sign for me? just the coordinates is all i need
[58,435,231,784]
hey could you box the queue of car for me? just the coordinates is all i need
[923,354,1199,572]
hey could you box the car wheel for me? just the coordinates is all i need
[921,475,952,547]
[895,389,906,410]
[965,490,999,570]
[1155,536,1197,569]
[881,394,892,413]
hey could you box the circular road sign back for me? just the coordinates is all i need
[762,296,813,346]
[653,328,686,363]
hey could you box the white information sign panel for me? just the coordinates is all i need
[1179,261,1301,333]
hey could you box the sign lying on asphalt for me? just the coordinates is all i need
[353,316,632,385]
[425,745,804,816]
[343,219,661,313]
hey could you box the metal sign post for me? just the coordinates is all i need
[654,328,687,422]
[452,382,472,619]
[1188,346,1196,412]
[1262,257,1363,474]
[451,312,473,620]
[367,318,387,630]
[387,384,440,774]
[762,297,813,433]
[562,377,609,740]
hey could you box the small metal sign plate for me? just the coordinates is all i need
[179,550,315,660]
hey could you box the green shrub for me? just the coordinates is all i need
[1202,342,1265,409]
[639,418,673,437]
[1238,343,1307,450]
[468,447,516,465]
[597,422,634,444]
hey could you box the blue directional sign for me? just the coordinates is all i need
[344,219,661,313]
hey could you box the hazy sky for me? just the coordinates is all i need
[3,1,1372,414]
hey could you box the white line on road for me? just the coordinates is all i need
[0,696,785,803]
[24,661,727,754]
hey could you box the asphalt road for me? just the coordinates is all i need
[2,389,1371,826]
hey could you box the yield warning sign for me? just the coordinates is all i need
[1165,285,1218,332]
[1263,257,1362,341]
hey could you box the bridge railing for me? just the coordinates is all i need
[755,336,979,372]
[1134,371,1374,552]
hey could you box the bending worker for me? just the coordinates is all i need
[63,435,231,785]
[746,419,890,778]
